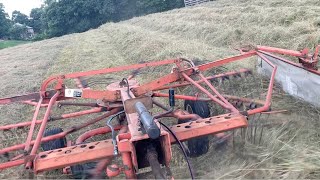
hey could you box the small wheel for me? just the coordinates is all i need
[182,100,210,157]
[41,128,66,151]
[70,162,97,179]
[184,100,210,118]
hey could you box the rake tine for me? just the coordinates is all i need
[241,72,253,102]
[244,70,253,77]
[243,127,247,143]
[221,76,230,82]
[210,78,218,84]
[0,152,9,162]
[240,127,244,138]
[249,114,256,143]
[253,113,262,144]
[226,69,238,100]
[251,73,262,99]
[259,114,270,145]
[232,130,235,148]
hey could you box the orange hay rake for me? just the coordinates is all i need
[0,45,319,179]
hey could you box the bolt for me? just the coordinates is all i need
[113,146,119,156]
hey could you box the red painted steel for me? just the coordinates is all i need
[198,73,239,112]
[25,98,43,152]
[0,110,120,155]
[153,93,265,106]
[259,50,320,75]
[22,100,48,107]
[247,53,277,115]
[75,126,123,144]
[181,72,231,110]
[40,59,178,92]
[28,91,61,164]
[154,68,251,91]
[0,108,103,130]
[257,46,303,57]
[0,159,25,170]
[197,51,256,71]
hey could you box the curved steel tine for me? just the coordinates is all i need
[253,113,262,144]
[259,114,270,145]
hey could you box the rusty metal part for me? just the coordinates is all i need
[170,113,248,142]
[152,98,170,111]
[247,53,277,115]
[90,158,113,179]
[25,98,43,152]
[30,112,246,174]
[106,164,121,178]
[0,108,104,130]
[0,159,25,170]
[26,91,61,169]
[261,110,288,114]
[167,109,201,122]
[135,102,160,139]
[154,68,252,91]
[33,140,115,173]
[0,90,56,105]
[257,45,320,70]
[40,59,178,92]
[71,108,122,132]
[75,126,125,144]
[22,100,48,107]
[124,96,153,114]
[0,109,121,155]
[58,102,99,107]
[153,93,265,107]
[146,145,165,179]
[181,72,238,112]
[74,77,89,89]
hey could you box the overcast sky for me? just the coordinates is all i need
[0,0,43,17]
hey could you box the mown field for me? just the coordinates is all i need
[1,0,320,178]
[0,40,31,50]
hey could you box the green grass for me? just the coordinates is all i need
[0,40,31,50]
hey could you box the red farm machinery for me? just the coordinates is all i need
[0,45,320,179]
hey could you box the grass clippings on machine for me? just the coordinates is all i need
[0,45,319,179]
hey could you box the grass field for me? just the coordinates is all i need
[0,40,31,50]
[1,0,320,179]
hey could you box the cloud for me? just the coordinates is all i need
[0,0,43,17]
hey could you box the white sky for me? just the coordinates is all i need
[0,0,43,17]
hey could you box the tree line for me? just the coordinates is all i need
[0,0,184,40]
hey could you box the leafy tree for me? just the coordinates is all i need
[9,24,28,40]
[113,0,137,21]
[136,0,169,15]
[12,10,29,25]
[44,0,58,6]
[0,3,11,38]
[29,7,44,33]
[43,0,116,37]
[39,0,185,38]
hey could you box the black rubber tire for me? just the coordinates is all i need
[184,100,210,118]
[70,162,97,179]
[41,128,66,151]
[183,100,210,157]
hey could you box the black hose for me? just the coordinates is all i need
[158,121,195,180]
